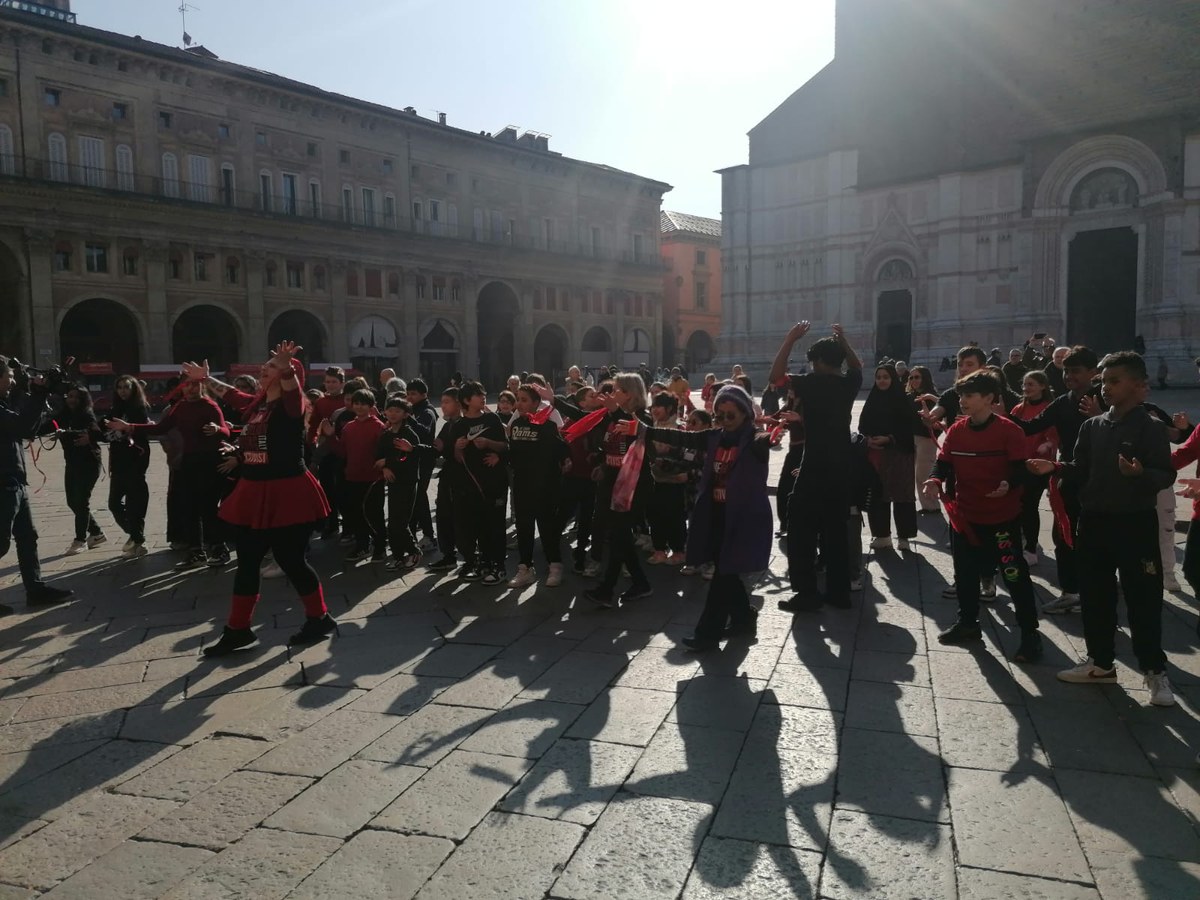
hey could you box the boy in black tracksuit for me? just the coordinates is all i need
[1031,352,1177,705]
[406,379,438,549]
[507,385,568,586]
[427,389,462,572]
[446,381,509,584]
[376,397,429,570]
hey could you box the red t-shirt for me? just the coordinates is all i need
[937,415,1026,524]
[337,415,386,482]
[308,392,345,445]
[712,445,739,503]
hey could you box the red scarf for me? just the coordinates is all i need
[562,408,608,443]
[528,403,555,426]
[1047,476,1074,549]
[939,490,979,546]
[611,425,645,512]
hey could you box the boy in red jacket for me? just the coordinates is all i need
[923,370,1042,662]
[330,388,385,561]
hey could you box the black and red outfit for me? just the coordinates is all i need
[589,409,653,604]
[376,422,427,561]
[207,375,332,654]
[56,405,104,544]
[508,413,566,569]
[106,396,151,546]
[445,410,509,575]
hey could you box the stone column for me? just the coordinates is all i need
[21,230,54,363]
[516,285,534,370]
[650,292,663,370]
[142,241,171,361]
[614,291,626,368]
[401,270,419,376]
[243,250,267,358]
[329,259,350,364]
[463,275,479,379]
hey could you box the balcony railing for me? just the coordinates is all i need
[0,1,76,23]
[0,154,663,268]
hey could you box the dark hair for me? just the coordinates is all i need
[597,381,615,395]
[323,366,345,382]
[573,385,595,405]
[1063,346,1099,370]
[652,393,679,414]
[525,372,547,388]
[350,388,375,406]
[343,377,369,394]
[689,409,713,427]
[957,346,988,367]
[1022,369,1051,401]
[497,390,517,406]
[113,374,148,413]
[807,336,846,368]
[955,370,1002,400]
[305,388,322,402]
[517,385,541,404]
[1100,350,1148,381]
[906,365,936,395]
[407,377,428,396]
[441,387,460,401]
[66,383,94,411]
[457,380,485,402]
[385,397,411,412]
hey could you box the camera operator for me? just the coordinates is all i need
[59,385,106,555]
[0,356,74,615]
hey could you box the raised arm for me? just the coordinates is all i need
[768,321,810,386]
[831,323,861,371]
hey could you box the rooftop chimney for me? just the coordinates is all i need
[437,112,447,125]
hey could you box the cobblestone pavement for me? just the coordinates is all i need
[1,420,1199,898]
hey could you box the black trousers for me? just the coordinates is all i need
[409,468,435,541]
[1078,509,1166,672]
[232,522,319,596]
[1052,480,1081,594]
[867,498,917,540]
[950,518,1038,633]
[343,480,385,552]
[179,453,224,549]
[787,474,850,602]
[109,465,149,544]
[455,489,507,569]
[386,480,418,557]
[557,477,596,563]
[515,478,561,566]
[695,571,755,640]
[1183,522,1200,591]
[64,459,101,542]
[597,509,650,596]
[776,445,804,529]
[650,481,688,553]
[0,483,43,589]
[435,476,457,560]
[317,454,344,531]
[1017,482,1046,553]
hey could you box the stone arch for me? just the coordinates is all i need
[533,323,569,384]
[171,303,242,370]
[476,280,521,390]
[349,313,399,383]
[684,329,716,372]
[267,308,327,362]
[418,317,460,390]
[623,327,653,369]
[580,325,613,371]
[59,297,143,376]
[1034,134,1169,212]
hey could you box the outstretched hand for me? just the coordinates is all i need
[1117,454,1143,477]
[180,360,209,382]
[787,321,811,343]
[1026,459,1055,476]
[268,341,303,373]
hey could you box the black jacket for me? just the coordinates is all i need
[0,388,49,487]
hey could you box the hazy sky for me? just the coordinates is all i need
[72,0,836,217]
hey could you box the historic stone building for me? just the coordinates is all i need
[719,0,1200,381]
[0,2,669,390]
[660,211,721,374]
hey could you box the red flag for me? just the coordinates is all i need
[562,408,608,444]
[611,427,646,512]
[1047,476,1074,549]
[940,492,980,546]
[528,403,554,426]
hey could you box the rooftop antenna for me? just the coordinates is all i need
[179,2,199,46]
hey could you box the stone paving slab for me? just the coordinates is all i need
[1,443,1199,897]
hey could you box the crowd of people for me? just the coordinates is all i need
[0,327,1196,711]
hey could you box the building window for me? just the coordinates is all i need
[312,265,326,290]
[112,102,128,121]
[339,148,350,165]
[41,38,52,55]
[187,154,211,202]
[694,281,707,310]
[632,233,644,261]
[361,188,376,226]
[695,249,706,265]
[341,186,353,222]
[410,164,419,179]
[220,164,235,206]
[450,280,461,302]
[53,243,71,272]
[0,78,7,97]
[446,171,457,188]
[218,123,230,139]
[286,261,304,288]
[365,268,382,298]
[532,288,542,310]
[115,144,135,191]
[309,180,321,217]
[259,171,272,212]
[78,136,106,188]
[382,158,393,174]
[546,287,556,311]
[265,260,277,287]
[48,133,68,182]
[591,226,601,256]
[346,269,359,295]
[432,279,445,302]
[168,253,182,279]
[307,142,317,158]
[158,110,171,128]
[122,249,138,276]
[194,252,212,281]
[255,131,267,146]
[383,194,396,226]
[44,88,60,107]
[225,256,239,284]
[414,276,425,300]
[412,200,422,221]
[386,272,400,295]
[84,243,108,273]
[282,173,298,215]
[161,152,180,197]
[430,199,440,223]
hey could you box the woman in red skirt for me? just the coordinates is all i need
[185,341,335,657]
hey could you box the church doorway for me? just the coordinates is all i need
[1067,227,1137,355]
[875,290,913,364]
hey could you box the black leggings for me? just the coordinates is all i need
[64,459,101,542]
[514,480,561,566]
[387,480,418,557]
[1018,483,1045,553]
[109,465,149,543]
[232,523,319,596]
[557,477,596,562]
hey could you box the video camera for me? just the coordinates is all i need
[8,356,77,395]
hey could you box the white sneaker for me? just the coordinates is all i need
[1023,550,1039,566]
[86,533,107,549]
[121,542,148,559]
[1057,657,1117,684]
[1163,575,1182,592]
[545,562,563,587]
[1145,671,1176,706]
[869,536,893,550]
[980,576,997,600]
[260,560,285,579]
[66,540,87,555]
[1041,592,1080,614]
[897,539,911,552]
[508,564,537,588]
[122,537,136,553]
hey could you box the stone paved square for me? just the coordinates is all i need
[0,442,1197,899]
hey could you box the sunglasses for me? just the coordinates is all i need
[907,375,922,381]
[713,411,741,422]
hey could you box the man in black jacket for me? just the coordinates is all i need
[0,358,74,614]
[405,379,438,549]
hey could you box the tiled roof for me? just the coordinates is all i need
[661,211,721,237]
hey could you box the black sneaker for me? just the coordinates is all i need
[824,593,853,610]
[481,568,502,586]
[428,556,457,572]
[938,621,983,645]
[725,608,759,638]
[1013,631,1043,663]
[370,551,387,563]
[288,613,338,647]
[583,588,614,609]
[344,547,371,563]
[206,547,231,568]
[27,585,73,607]
[203,626,258,658]
[457,563,481,580]
[682,635,721,652]
[175,550,207,569]
[620,585,653,604]
[779,594,822,613]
